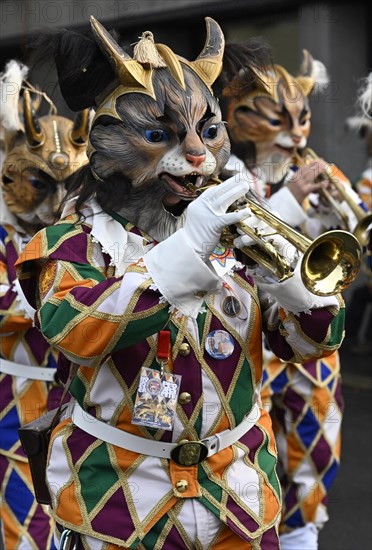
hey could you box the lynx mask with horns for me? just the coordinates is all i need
[0,61,90,233]
[225,49,329,184]
[41,17,265,241]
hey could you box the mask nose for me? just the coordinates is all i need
[291,134,302,145]
[186,152,206,168]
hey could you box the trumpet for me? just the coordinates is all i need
[191,177,362,296]
[293,147,372,247]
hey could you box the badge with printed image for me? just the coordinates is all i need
[132,367,182,431]
[205,330,235,360]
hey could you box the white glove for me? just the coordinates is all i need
[258,258,341,313]
[183,176,251,261]
[233,210,339,313]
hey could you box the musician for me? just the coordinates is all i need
[344,72,372,351]
[15,20,345,549]
[0,60,89,549]
[224,49,351,549]
[347,73,372,212]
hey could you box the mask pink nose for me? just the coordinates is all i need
[291,135,302,145]
[186,152,206,168]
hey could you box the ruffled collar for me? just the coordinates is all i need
[61,197,153,277]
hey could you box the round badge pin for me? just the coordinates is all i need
[205,330,235,360]
[222,296,242,317]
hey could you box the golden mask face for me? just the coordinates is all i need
[2,111,89,228]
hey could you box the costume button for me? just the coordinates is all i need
[194,290,208,298]
[179,343,190,357]
[176,480,188,493]
[179,392,192,405]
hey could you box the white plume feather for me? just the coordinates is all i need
[357,73,372,119]
[0,60,29,134]
[346,115,372,130]
[346,72,372,131]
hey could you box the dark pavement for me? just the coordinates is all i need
[319,347,372,550]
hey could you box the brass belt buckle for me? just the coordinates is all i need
[170,439,209,466]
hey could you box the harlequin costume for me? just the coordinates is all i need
[347,72,372,270]
[344,72,372,346]
[0,61,89,549]
[225,51,355,548]
[353,165,372,213]
[16,19,345,549]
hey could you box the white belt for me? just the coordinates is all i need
[72,401,260,466]
[0,358,57,382]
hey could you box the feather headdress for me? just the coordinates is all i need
[347,73,372,131]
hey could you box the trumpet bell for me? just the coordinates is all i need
[353,213,372,247]
[301,230,362,296]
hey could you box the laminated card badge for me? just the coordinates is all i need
[132,331,181,431]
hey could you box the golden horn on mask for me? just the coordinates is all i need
[296,49,316,97]
[188,17,225,89]
[294,147,372,247]
[90,16,154,93]
[200,178,362,296]
[30,86,42,113]
[23,89,45,148]
[90,16,225,97]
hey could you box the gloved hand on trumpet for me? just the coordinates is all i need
[182,174,362,299]
[233,215,300,278]
[293,148,372,245]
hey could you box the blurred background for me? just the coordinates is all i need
[1,1,371,549]
[1,0,371,180]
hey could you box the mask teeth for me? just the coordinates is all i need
[186,182,197,192]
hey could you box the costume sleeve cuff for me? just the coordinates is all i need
[268,187,307,227]
[143,229,222,318]
[256,262,339,314]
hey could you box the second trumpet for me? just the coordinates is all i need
[293,147,372,247]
